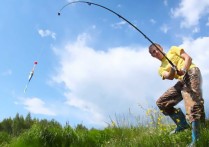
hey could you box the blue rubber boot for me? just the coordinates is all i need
[169,108,190,135]
[189,120,200,147]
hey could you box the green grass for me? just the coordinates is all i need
[0,110,209,147]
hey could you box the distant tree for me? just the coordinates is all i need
[12,113,25,136]
[0,118,13,134]
[75,123,88,132]
[25,113,33,129]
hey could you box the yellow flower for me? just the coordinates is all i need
[176,119,180,123]
[111,121,116,127]
[146,109,151,115]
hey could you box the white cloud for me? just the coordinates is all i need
[50,32,209,127]
[150,19,156,24]
[171,0,209,28]
[180,36,209,75]
[64,93,106,126]
[21,97,56,116]
[52,33,164,127]
[160,24,170,33]
[38,29,56,40]
[111,21,127,29]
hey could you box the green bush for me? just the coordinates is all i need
[0,112,209,146]
[0,132,11,145]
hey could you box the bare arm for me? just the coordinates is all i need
[177,50,192,76]
[162,66,176,80]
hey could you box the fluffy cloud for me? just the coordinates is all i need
[160,24,170,33]
[150,19,156,24]
[38,29,56,40]
[52,33,164,127]
[111,21,127,29]
[171,0,209,28]
[180,36,209,75]
[21,97,56,116]
[50,33,209,127]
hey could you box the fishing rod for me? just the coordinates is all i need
[58,1,178,71]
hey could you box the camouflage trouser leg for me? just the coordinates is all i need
[181,67,205,123]
[156,81,183,115]
[156,67,205,123]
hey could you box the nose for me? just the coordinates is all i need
[151,50,157,57]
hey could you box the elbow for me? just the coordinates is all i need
[187,56,192,63]
[164,74,175,80]
[167,76,174,80]
[189,57,192,63]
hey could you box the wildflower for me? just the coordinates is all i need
[176,118,180,123]
[146,109,152,116]
[111,121,116,127]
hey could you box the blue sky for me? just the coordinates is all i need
[0,0,209,128]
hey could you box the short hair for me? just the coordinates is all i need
[149,43,162,53]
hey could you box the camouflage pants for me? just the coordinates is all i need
[156,67,205,123]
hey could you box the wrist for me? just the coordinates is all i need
[181,68,187,74]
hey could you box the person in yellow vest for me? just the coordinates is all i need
[149,43,205,146]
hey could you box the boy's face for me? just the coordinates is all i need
[149,47,164,60]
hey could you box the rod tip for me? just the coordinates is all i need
[58,12,61,16]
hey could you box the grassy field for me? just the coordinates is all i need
[0,110,208,147]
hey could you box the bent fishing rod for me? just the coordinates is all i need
[58,1,178,71]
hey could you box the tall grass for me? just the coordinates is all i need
[1,108,209,147]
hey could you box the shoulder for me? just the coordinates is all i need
[169,46,183,51]
[169,46,184,55]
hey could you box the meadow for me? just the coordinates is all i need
[0,109,208,147]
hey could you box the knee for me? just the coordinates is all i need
[156,98,169,116]
[156,98,162,109]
